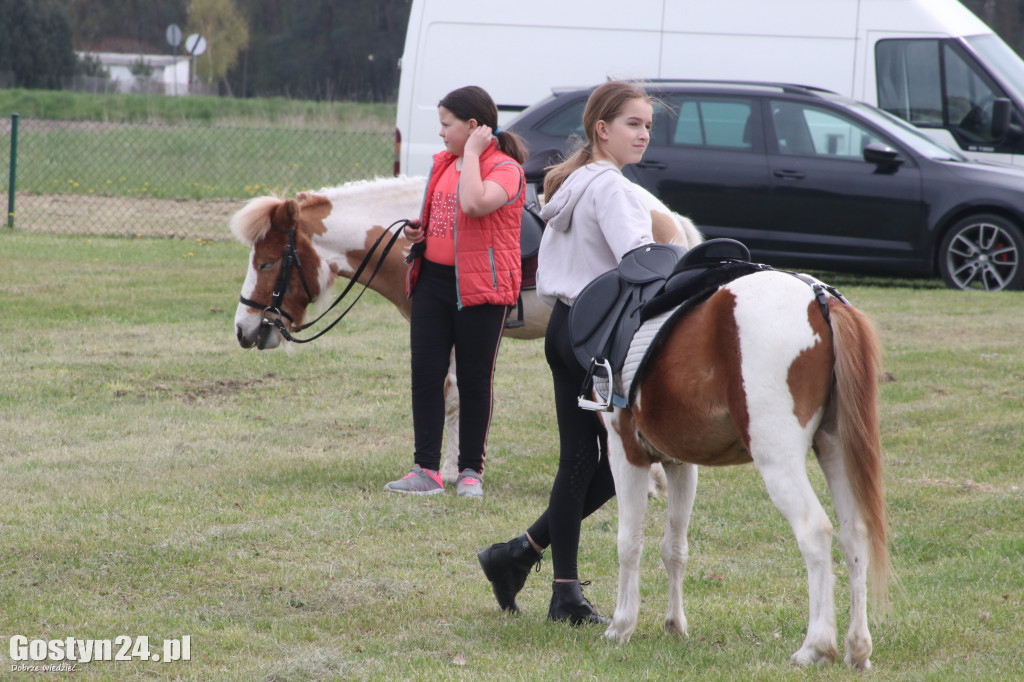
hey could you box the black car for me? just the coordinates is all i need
[509,81,1024,291]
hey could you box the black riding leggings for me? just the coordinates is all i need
[526,300,616,580]
[410,259,508,475]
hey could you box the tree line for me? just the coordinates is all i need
[2,0,1022,102]
[2,0,410,101]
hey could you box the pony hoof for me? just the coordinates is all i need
[790,647,836,668]
[603,626,631,644]
[439,464,459,484]
[844,652,872,671]
[663,618,688,637]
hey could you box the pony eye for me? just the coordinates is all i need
[259,261,277,271]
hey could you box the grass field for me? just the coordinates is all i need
[10,121,393,201]
[1,227,1022,680]
[0,88,396,129]
[2,90,397,241]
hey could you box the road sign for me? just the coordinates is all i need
[185,34,207,56]
[166,24,182,47]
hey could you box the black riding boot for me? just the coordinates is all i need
[547,580,610,625]
[477,534,543,613]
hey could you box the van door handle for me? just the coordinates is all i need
[636,159,667,170]
[773,169,805,180]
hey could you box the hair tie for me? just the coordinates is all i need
[494,126,502,135]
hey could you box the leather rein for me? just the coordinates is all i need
[239,218,411,345]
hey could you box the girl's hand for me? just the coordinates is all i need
[404,219,425,243]
[465,125,493,157]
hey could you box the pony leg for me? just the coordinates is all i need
[814,430,873,670]
[756,457,838,666]
[661,461,697,637]
[604,414,650,644]
[440,353,460,484]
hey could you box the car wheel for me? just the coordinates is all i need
[938,214,1024,291]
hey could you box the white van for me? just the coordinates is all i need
[395,0,1024,176]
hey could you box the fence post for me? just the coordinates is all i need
[6,113,17,229]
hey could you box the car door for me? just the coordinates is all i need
[625,94,774,247]
[764,98,926,269]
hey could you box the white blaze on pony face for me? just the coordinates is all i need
[234,247,268,347]
[725,271,828,460]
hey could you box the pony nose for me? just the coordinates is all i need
[237,325,255,349]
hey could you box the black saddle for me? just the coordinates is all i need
[568,238,758,410]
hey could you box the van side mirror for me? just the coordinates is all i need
[991,97,1011,140]
[863,142,905,172]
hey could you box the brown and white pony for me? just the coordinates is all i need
[601,269,890,669]
[229,175,701,486]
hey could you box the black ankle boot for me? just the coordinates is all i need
[547,580,609,626]
[477,534,543,612]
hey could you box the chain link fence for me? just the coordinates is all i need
[2,116,394,241]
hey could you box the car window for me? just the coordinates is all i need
[535,97,588,139]
[942,42,1003,144]
[770,100,885,158]
[876,38,1005,145]
[876,39,943,126]
[662,97,756,150]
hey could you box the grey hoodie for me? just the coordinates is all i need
[536,161,653,308]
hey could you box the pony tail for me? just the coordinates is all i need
[828,299,891,616]
[495,129,528,165]
[543,144,592,199]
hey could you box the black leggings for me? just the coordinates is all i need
[527,300,616,580]
[410,259,508,475]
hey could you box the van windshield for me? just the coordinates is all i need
[964,33,1024,105]
[847,101,965,161]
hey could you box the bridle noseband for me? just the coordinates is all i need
[239,225,316,327]
[239,218,411,345]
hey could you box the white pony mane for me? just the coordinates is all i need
[229,195,282,246]
[317,174,427,200]
[313,175,427,235]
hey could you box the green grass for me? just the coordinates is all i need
[2,89,396,207]
[12,123,392,200]
[1,230,1023,680]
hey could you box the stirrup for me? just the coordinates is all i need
[578,358,614,412]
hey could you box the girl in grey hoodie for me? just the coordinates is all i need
[479,81,655,624]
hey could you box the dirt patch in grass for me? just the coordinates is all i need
[10,192,243,241]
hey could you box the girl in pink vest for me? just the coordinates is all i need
[385,86,526,498]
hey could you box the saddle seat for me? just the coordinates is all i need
[568,238,762,410]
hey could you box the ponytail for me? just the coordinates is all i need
[494,129,528,165]
[439,85,529,165]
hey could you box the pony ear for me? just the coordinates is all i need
[229,196,283,246]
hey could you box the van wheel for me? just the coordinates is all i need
[938,214,1024,291]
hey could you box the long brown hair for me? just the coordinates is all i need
[439,85,528,164]
[543,81,651,199]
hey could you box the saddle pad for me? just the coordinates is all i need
[593,305,680,408]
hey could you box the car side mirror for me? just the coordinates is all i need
[863,142,905,172]
[991,97,1012,140]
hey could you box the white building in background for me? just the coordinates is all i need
[76,52,192,95]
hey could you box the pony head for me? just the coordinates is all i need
[230,194,332,349]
